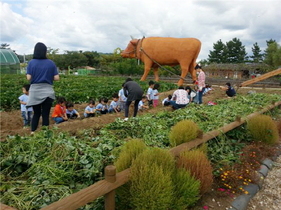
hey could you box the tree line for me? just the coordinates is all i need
[1,38,281,76]
[202,38,281,68]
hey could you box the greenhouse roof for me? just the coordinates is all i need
[0,49,20,65]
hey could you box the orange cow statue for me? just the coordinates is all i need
[121,37,201,86]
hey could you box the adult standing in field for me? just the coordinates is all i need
[26,42,59,134]
[123,78,144,120]
[195,64,206,104]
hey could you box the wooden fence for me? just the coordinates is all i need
[2,101,281,210]
[239,68,281,87]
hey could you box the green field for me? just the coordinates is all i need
[1,74,281,209]
[0,74,177,111]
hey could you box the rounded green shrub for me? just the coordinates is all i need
[171,168,200,209]
[136,147,176,175]
[169,120,199,147]
[114,139,147,172]
[114,139,147,209]
[196,143,208,154]
[129,148,175,209]
[247,114,279,145]
[177,149,213,194]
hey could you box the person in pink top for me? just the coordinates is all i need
[171,86,189,109]
[195,64,206,104]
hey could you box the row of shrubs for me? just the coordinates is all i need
[112,114,279,209]
[169,114,279,147]
[114,139,212,209]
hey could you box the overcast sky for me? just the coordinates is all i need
[1,0,280,61]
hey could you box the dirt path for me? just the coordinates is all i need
[1,86,280,140]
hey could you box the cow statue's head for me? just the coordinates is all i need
[121,39,139,58]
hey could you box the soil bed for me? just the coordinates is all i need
[1,86,280,139]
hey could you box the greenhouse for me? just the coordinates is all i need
[0,49,20,74]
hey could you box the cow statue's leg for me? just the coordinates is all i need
[153,67,159,81]
[178,64,189,86]
[189,61,197,83]
[140,64,151,81]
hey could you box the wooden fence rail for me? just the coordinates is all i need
[3,101,281,210]
[41,168,130,210]
[170,101,281,156]
[239,68,281,87]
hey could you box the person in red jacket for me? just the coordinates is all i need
[52,96,68,124]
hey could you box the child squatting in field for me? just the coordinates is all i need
[52,96,68,124]
[66,102,80,119]
[84,100,96,118]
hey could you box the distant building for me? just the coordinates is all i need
[203,63,270,79]
[0,49,20,74]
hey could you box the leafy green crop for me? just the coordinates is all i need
[0,74,177,111]
[0,93,280,209]
[0,129,104,209]
[103,93,281,147]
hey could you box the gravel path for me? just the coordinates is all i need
[247,156,281,210]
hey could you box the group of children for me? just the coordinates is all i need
[19,87,81,126]
[146,81,160,107]
[83,94,121,118]
[19,80,227,126]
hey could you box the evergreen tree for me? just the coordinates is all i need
[264,39,276,66]
[208,39,227,63]
[273,46,281,68]
[198,59,209,66]
[266,39,276,46]
[251,42,263,63]
[264,40,281,68]
[225,38,247,63]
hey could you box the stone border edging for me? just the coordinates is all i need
[228,145,281,210]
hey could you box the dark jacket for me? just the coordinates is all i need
[226,86,236,97]
[123,81,143,101]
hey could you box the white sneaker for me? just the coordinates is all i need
[124,118,128,121]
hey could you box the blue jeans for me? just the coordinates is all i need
[21,111,32,126]
[119,101,126,111]
[53,117,65,124]
[193,94,199,104]
[172,103,187,110]
[198,88,205,104]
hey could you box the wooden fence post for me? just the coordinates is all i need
[197,129,203,139]
[104,165,116,210]
[0,203,17,210]
[235,116,241,122]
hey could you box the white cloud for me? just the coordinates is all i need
[1,0,280,60]
[0,2,32,42]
